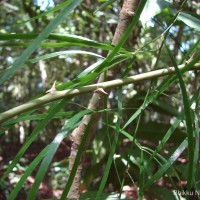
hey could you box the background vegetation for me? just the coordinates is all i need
[0,0,200,199]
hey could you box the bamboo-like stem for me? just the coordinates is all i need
[0,63,199,124]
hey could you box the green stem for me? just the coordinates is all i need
[0,63,199,124]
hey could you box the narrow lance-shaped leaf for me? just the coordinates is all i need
[27,50,104,64]
[0,0,83,85]
[12,0,73,26]
[27,110,92,200]
[143,139,188,190]
[8,146,49,200]
[95,88,122,199]
[0,33,122,52]
[165,43,195,191]
[0,99,68,184]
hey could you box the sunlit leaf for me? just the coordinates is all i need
[0,0,83,85]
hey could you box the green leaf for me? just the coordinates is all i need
[143,139,187,190]
[94,0,117,14]
[78,59,104,78]
[12,0,73,26]
[165,43,195,191]
[170,9,200,31]
[27,109,91,200]
[77,53,132,79]
[152,187,177,200]
[2,111,74,126]
[139,146,145,199]
[180,38,200,64]
[0,0,83,85]
[8,146,49,200]
[148,118,183,161]
[93,0,148,74]
[96,88,122,199]
[178,12,200,31]
[28,50,104,64]
[194,113,200,180]
[140,0,170,25]
[0,33,123,52]
[0,99,68,184]
[142,146,183,192]
[152,99,180,117]
[122,54,200,131]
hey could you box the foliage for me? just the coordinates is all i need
[0,0,200,199]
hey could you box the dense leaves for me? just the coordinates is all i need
[0,0,200,199]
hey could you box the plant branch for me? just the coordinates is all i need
[67,1,141,198]
[0,63,199,124]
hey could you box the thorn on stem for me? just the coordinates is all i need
[93,88,108,96]
[186,53,195,64]
[46,81,57,94]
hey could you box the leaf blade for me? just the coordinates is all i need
[0,0,83,85]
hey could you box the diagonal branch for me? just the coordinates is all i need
[0,63,199,124]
